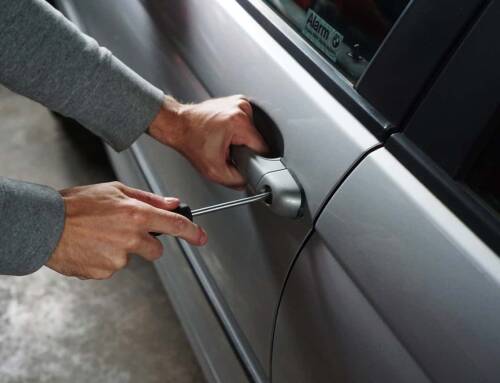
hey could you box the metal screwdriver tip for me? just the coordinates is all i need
[191,191,271,217]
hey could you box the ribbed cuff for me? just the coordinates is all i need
[0,178,65,275]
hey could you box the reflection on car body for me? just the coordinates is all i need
[56,0,500,382]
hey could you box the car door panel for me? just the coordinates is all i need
[272,233,430,383]
[140,0,379,216]
[106,147,249,383]
[131,2,378,371]
[56,0,378,376]
[284,147,499,382]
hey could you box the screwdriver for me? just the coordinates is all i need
[151,191,271,236]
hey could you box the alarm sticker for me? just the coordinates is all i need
[302,9,343,62]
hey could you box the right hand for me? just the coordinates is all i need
[148,95,269,189]
[46,182,207,280]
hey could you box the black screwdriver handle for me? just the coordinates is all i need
[150,203,193,237]
[173,203,193,222]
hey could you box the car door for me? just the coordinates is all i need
[54,0,488,381]
[273,1,500,382]
[55,0,379,379]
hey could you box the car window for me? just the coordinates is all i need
[464,112,500,216]
[263,0,410,81]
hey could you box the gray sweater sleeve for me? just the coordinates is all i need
[0,0,165,275]
[0,178,65,275]
[0,0,165,150]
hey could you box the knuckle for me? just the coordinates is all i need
[229,111,247,125]
[236,109,248,119]
[172,215,188,235]
[133,212,147,226]
[100,271,114,280]
[128,206,147,225]
[90,270,113,280]
[152,242,164,259]
[123,201,137,213]
[125,235,142,252]
[204,166,219,182]
[237,99,249,107]
[110,181,124,189]
[113,256,128,270]
[59,265,84,279]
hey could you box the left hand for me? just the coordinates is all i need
[148,95,269,189]
[47,182,207,280]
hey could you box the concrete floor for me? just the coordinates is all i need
[0,86,205,383]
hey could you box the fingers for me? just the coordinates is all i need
[236,96,253,119]
[115,184,208,246]
[94,236,162,279]
[89,239,160,280]
[201,161,245,189]
[79,254,130,280]
[133,235,164,262]
[230,97,270,155]
[236,126,270,155]
[215,162,246,189]
[145,206,208,246]
[117,183,180,211]
[230,117,270,155]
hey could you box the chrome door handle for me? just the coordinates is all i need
[231,146,303,218]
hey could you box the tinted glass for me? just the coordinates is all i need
[465,115,500,215]
[264,0,410,81]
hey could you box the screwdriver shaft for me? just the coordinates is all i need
[192,192,271,217]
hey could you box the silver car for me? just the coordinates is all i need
[54,0,500,382]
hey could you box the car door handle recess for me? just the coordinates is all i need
[231,146,303,218]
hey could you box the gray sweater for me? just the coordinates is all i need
[0,0,165,275]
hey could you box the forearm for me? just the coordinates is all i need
[0,0,164,151]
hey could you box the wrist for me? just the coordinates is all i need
[148,96,189,149]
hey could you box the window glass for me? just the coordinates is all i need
[264,0,410,81]
[465,114,500,215]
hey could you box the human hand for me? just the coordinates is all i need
[148,95,269,188]
[46,182,207,280]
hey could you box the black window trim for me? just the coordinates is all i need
[236,0,485,138]
[402,0,497,178]
[387,134,500,255]
[235,0,390,139]
[358,0,487,127]
[386,0,500,255]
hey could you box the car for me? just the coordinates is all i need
[53,1,500,382]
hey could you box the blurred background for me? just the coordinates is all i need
[0,85,204,383]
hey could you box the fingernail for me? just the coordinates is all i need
[164,197,179,203]
[199,228,208,245]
